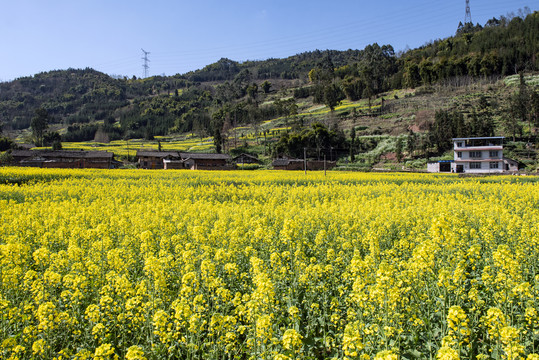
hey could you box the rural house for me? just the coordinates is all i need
[137,150,180,169]
[180,153,232,170]
[11,150,117,169]
[137,150,232,170]
[232,153,261,165]
[427,136,518,173]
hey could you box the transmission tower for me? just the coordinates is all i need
[465,0,472,24]
[141,48,150,78]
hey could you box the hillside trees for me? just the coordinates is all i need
[273,122,346,159]
[504,74,539,140]
[428,110,466,152]
[359,43,397,94]
[401,10,538,88]
[311,43,397,103]
[31,107,50,147]
[309,55,346,110]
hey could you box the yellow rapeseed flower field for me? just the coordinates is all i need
[1,168,539,359]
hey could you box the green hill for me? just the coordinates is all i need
[0,11,538,169]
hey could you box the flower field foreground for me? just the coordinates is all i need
[1,168,539,360]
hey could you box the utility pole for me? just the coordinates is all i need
[141,49,150,78]
[304,148,307,175]
[464,0,472,24]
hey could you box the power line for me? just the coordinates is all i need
[465,0,473,24]
[141,48,150,78]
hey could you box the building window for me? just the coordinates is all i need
[456,142,463,147]
[457,152,462,158]
[470,162,482,169]
[490,162,499,169]
[469,151,482,158]
[489,150,499,157]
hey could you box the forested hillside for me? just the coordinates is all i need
[0,10,537,163]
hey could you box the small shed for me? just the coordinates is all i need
[427,160,454,173]
[503,157,519,172]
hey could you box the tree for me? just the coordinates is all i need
[43,131,62,148]
[246,83,258,100]
[52,139,62,150]
[429,110,457,153]
[261,81,272,94]
[395,137,404,163]
[505,77,530,141]
[419,59,434,85]
[531,90,539,129]
[0,137,15,151]
[407,130,417,157]
[324,83,345,111]
[31,108,50,147]
[213,124,223,154]
[502,113,522,142]
[403,63,421,88]
[468,110,494,137]
[349,127,356,162]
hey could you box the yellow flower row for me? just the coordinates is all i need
[1,168,539,359]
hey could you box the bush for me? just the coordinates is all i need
[0,137,15,151]
[236,163,261,170]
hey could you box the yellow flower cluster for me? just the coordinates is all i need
[1,167,539,359]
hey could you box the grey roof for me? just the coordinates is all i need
[12,150,113,159]
[180,152,230,160]
[136,150,230,160]
[272,159,290,166]
[136,150,180,158]
[272,158,302,166]
[452,136,505,141]
[503,157,518,164]
[232,153,260,161]
[11,150,36,158]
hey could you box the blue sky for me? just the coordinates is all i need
[1,0,536,81]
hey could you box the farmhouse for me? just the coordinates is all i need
[232,153,261,165]
[136,150,232,170]
[137,150,180,169]
[272,158,304,170]
[427,137,518,173]
[11,150,116,169]
[180,152,232,170]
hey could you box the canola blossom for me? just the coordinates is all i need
[1,167,539,359]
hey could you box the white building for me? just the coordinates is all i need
[427,137,518,173]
